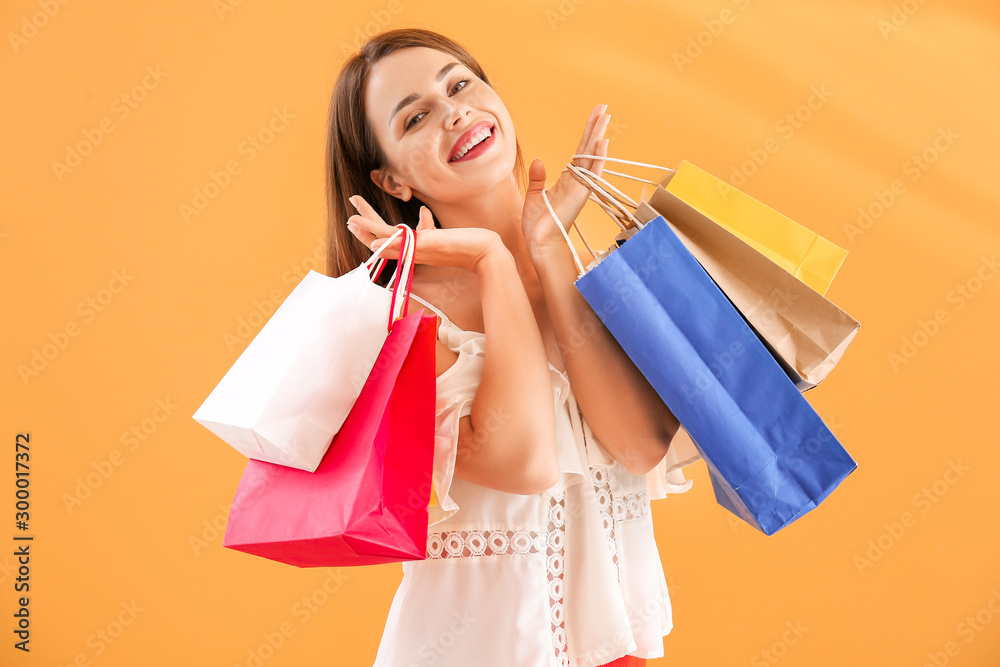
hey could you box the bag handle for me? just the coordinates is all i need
[362,224,418,333]
[566,163,643,230]
[386,225,417,332]
[541,154,677,274]
[571,154,675,185]
[539,189,587,275]
[364,224,407,279]
[569,154,676,219]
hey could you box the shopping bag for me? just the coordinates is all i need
[563,155,859,390]
[193,224,416,472]
[633,196,859,390]
[539,175,857,534]
[567,157,848,294]
[222,308,437,567]
[661,161,848,295]
[570,213,857,535]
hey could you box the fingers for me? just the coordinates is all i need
[347,220,380,250]
[349,195,387,224]
[574,103,608,157]
[415,205,435,231]
[591,137,609,179]
[347,194,398,251]
[370,235,398,253]
[346,195,431,259]
[584,113,611,170]
[347,195,393,236]
[526,158,546,195]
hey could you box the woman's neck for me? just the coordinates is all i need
[427,174,540,289]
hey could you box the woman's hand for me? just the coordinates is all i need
[521,103,611,257]
[346,196,503,273]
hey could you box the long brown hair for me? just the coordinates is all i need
[325,28,527,286]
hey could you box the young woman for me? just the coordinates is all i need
[325,27,701,667]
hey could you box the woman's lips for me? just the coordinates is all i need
[449,121,495,163]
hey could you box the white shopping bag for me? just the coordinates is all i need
[193,224,417,472]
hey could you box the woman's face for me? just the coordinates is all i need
[364,46,517,206]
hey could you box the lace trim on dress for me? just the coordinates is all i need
[424,492,570,667]
[591,467,650,584]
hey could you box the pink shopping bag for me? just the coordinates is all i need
[222,308,437,567]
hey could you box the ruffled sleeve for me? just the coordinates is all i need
[427,342,484,526]
[407,295,489,527]
[578,408,702,499]
[645,426,703,499]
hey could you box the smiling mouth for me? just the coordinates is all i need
[449,124,496,163]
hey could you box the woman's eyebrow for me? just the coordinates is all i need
[388,61,461,127]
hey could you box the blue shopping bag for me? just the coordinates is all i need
[575,214,857,535]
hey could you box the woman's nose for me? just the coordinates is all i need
[441,100,472,129]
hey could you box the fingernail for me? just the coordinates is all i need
[349,196,358,207]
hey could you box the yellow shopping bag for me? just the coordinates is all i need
[661,161,848,295]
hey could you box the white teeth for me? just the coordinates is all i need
[452,127,491,161]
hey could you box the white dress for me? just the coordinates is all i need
[372,293,703,667]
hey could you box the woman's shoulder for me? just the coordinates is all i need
[409,265,484,335]
[407,266,487,379]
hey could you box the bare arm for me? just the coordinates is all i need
[515,104,678,476]
[346,198,560,494]
[449,240,560,494]
[528,238,680,476]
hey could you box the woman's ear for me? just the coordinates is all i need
[370,167,412,201]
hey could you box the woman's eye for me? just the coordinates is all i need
[403,79,471,131]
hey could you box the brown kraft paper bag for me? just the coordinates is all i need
[634,194,859,390]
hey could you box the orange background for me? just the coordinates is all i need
[3,0,999,665]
